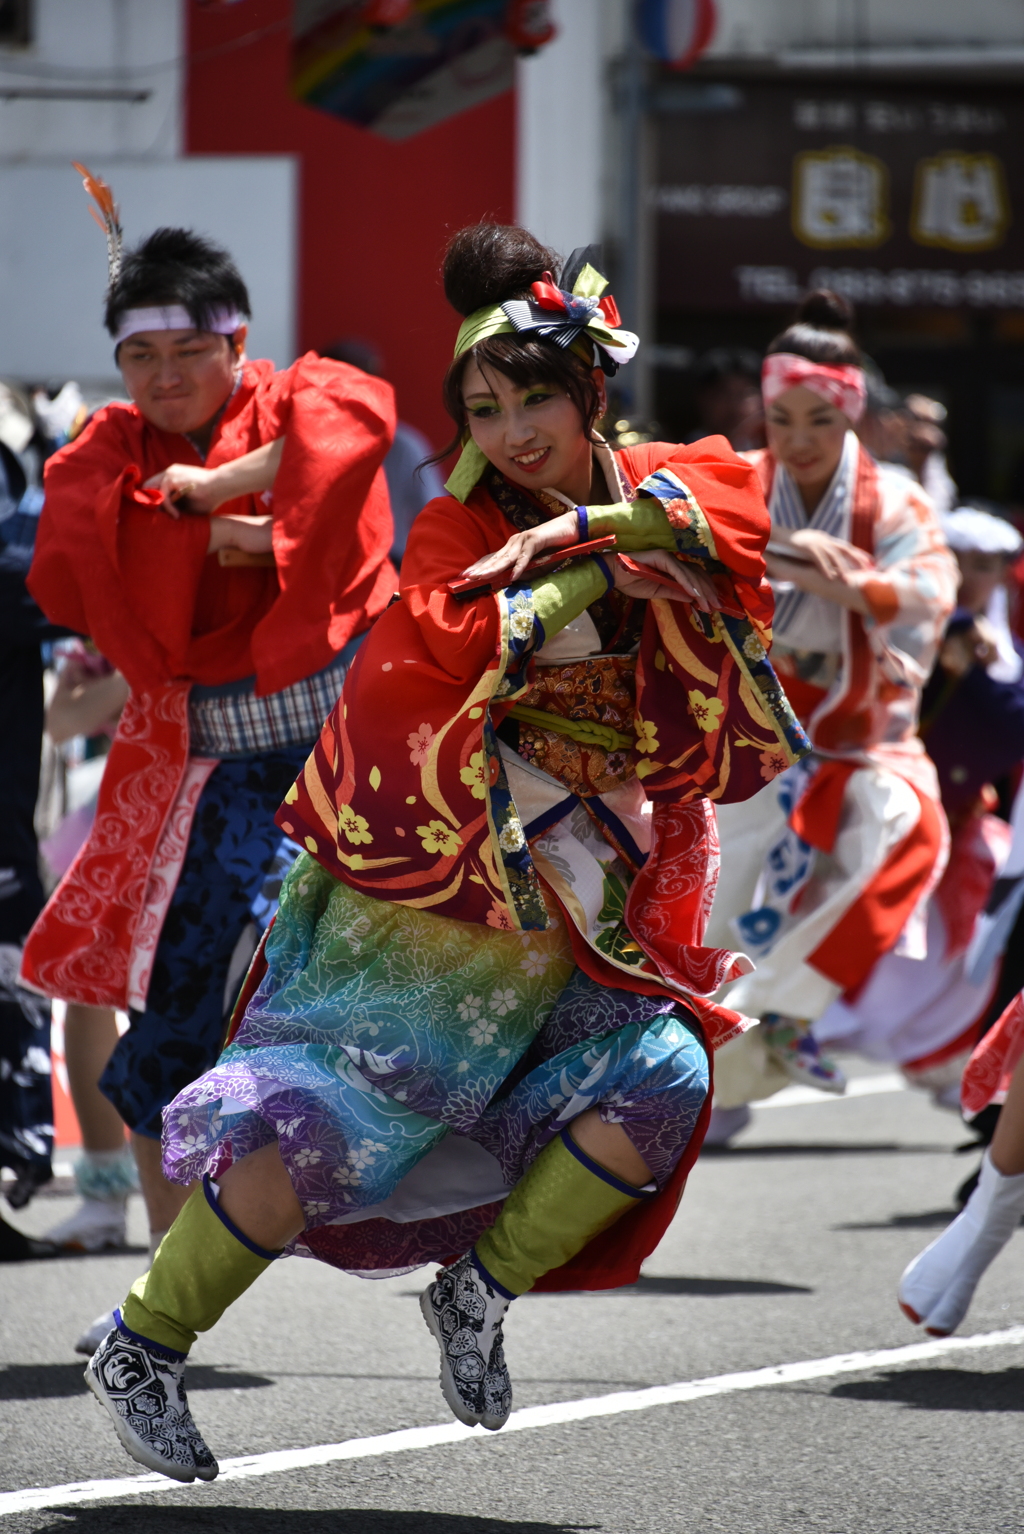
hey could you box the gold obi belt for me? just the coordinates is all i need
[505,655,638,797]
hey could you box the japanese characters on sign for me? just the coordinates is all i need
[655,85,1021,309]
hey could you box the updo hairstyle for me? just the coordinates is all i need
[436,223,605,462]
[766,289,862,367]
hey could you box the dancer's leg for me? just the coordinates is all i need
[568,1106,652,1187]
[47,1005,138,1253]
[64,1005,124,1149]
[130,1132,190,1242]
[899,1050,1024,1335]
[422,1125,652,1432]
[422,1005,708,1432]
[86,1141,304,1483]
[990,1051,1024,1175]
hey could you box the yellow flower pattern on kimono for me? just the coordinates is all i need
[416,820,462,857]
[459,751,488,800]
[635,716,659,754]
[688,690,724,733]
[338,804,373,845]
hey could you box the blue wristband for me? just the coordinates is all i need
[593,554,614,593]
[576,505,589,542]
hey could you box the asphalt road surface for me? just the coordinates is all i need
[2,1062,1022,1534]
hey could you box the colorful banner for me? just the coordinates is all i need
[292,0,523,140]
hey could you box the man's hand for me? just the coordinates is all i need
[145,439,284,519]
[144,463,221,517]
[460,509,580,583]
[612,549,718,610]
[207,513,274,555]
[939,617,1000,678]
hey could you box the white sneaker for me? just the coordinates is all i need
[75,1309,118,1357]
[46,1197,127,1253]
[762,1015,847,1095]
[898,1149,1024,1336]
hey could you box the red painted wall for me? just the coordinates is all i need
[186,0,516,449]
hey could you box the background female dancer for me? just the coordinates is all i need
[84,223,807,1482]
[705,291,957,1115]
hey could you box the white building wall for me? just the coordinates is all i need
[514,0,606,261]
[0,1,298,382]
[0,0,182,161]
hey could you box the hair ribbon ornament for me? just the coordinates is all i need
[447,246,638,501]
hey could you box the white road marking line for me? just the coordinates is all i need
[757,1072,907,1110]
[3,1324,1022,1516]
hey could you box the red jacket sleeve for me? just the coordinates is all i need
[621,436,774,629]
[622,436,771,584]
[248,354,398,694]
[397,492,506,688]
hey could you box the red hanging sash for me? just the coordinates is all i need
[19,684,212,1011]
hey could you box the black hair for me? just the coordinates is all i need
[766,289,861,367]
[435,222,604,465]
[693,346,762,387]
[104,227,251,340]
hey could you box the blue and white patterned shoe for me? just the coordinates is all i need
[762,1014,846,1095]
[85,1318,218,1483]
[420,1253,512,1431]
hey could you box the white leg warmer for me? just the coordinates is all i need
[898,1149,1024,1335]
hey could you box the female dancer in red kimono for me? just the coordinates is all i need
[705,291,957,1115]
[84,223,808,1482]
[22,218,395,1345]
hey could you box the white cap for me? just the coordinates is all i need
[942,507,1023,557]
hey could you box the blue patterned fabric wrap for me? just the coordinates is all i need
[163,854,708,1237]
[101,747,308,1137]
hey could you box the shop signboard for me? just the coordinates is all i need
[654,84,1024,310]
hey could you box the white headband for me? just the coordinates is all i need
[113,305,245,348]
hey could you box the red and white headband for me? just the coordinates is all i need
[113,305,246,349]
[762,352,866,424]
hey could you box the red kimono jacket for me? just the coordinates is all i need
[22,353,396,1010]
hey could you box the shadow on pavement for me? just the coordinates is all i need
[831,1367,1024,1411]
[834,1209,954,1231]
[614,1275,812,1296]
[701,1142,948,1158]
[30,1512,595,1534]
[0,1363,273,1401]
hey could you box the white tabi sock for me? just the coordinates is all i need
[899,1149,1024,1335]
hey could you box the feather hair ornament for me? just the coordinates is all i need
[72,161,123,288]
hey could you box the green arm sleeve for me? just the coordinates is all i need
[585,499,675,552]
[529,557,610,643]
